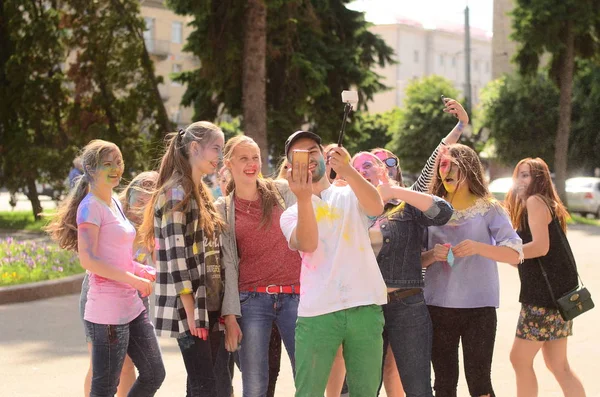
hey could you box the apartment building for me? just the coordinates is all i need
[367,19,492,114]
[140,0,196,127]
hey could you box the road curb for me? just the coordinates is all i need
[0,273,84,305]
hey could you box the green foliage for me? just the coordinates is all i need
[386,76,461,173]
[65,0,166,172]
[167,0,394,160]
[218,117,243,142]
[570,61,600,174]
[0,1,71,205]
[0,0,170,217]
[479,73,559,167]
[479,65,600,173]
[0,237,82,286]
[343,109,400,154]
[511,0,600,82]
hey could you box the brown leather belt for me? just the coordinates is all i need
[387,288,421,303]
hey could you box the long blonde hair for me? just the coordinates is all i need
[46,140,121,251]
[119,171,159,228]
[139,122,225,250]
[223,135,281,229]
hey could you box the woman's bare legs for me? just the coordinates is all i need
[510,337,543,397]
[542,338,586,397]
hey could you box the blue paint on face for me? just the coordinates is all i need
[312,157,326,182]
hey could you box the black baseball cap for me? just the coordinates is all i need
[284,130,322,159]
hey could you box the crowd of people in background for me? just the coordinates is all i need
[45,98,587,397]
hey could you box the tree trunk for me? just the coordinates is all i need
[242,0,269,174]
[554,21,575,206]
[25,177,43,221]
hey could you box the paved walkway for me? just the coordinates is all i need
[1,224,599,396]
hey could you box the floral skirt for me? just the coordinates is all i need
[515,303,573,342]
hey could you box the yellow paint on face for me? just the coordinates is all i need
[314,203,342,223]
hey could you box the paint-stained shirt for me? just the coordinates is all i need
[280,185,387,317]
[235,196,301,291]
[77,194,145,325]
[424,198,523,308]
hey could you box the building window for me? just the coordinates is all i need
[144,18,154,50]
[171,21,183,44]
[414,50,419,63]
[439,54,444,66]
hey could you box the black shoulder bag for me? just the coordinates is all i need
[537,218,594,321]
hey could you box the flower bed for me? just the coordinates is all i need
[0,237,82,286]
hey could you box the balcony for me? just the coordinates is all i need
[144,38,170,59]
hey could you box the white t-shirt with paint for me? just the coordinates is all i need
[280,184,387,317]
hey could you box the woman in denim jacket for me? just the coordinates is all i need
[352,151,453,397]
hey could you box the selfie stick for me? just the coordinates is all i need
[329,102,354,180]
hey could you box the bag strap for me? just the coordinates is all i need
[551,216,585,287]
[536,258,559,303]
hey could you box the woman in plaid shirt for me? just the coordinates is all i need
[139,121,230,396]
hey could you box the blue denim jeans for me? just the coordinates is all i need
[380,291,434,397]
[177,311,233,397]
[238,291,299,397]
[84,311,165,397]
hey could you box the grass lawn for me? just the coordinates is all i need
[568,214,600,227]
[0,210,55,232]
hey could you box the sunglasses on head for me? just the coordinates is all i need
[384,157,398,167]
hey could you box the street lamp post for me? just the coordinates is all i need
[464,5,472,115]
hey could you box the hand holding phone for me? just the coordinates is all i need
[288,149,312,200]
[291,150,309,178]
[441,94,459,119]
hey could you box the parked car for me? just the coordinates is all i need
[488,177,514,202]
[566,177,600,218]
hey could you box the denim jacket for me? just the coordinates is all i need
[214,180,297,318]
[375,195,453,289]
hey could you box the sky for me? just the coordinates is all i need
[348,0,494,34]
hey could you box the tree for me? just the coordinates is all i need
[0,0,70,219]
[386,76,463,173]
[479,73,559,167]
[511,0,600,202]
[343,109,400,155]
[242,0,268,172]
[108,0,173,138]
[65,0,172,172]
[569,61,600,174]
[167,0,394,167]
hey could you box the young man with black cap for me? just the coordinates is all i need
[279,130,387,397]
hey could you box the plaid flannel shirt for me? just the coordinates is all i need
[153,185,219,337]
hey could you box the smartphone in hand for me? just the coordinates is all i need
[292,150,309,178]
